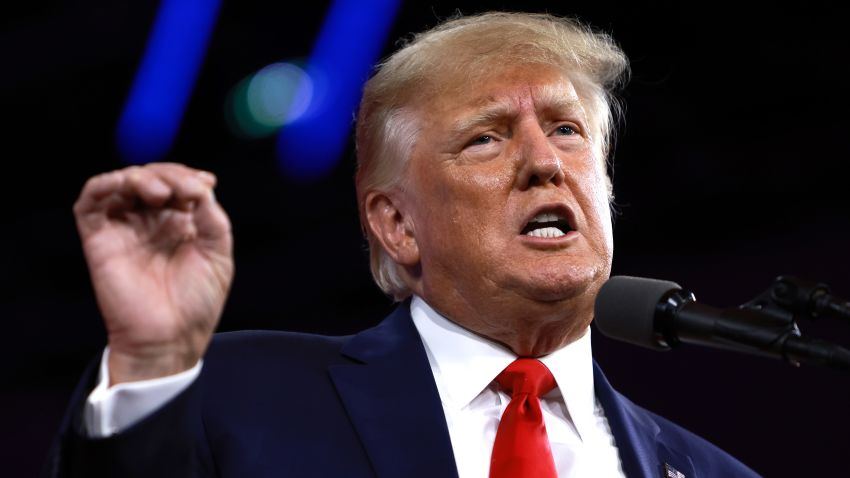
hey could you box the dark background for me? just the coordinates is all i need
[4,1,850,476]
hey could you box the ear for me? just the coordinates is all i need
[364,190,420,267]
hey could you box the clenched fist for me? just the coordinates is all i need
[73,163,234,385]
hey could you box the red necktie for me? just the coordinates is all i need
[489,358,558,478]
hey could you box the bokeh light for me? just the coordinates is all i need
[276,0,402,182]
[116,0,222,164]
[248,63,314,127]
[226,61,313,139]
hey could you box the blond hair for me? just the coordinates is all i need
[355,12,629,301]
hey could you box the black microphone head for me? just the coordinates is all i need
[594,276,682,350]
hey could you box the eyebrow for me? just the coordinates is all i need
[448,84,588,136]
[535,83,588,121]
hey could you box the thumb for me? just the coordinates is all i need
[194,187,233,255]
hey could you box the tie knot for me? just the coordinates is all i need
[496,359,556,397]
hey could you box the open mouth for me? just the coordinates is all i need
[521,211,573,238]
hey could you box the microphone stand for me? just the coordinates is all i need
[767,275,850,324]
[656,277,850,371]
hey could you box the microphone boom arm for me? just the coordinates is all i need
[655,280,850,370]
[595,275,850,372]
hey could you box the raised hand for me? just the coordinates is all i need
[73,163,234,385]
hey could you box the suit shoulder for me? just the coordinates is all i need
[206,329,353,366]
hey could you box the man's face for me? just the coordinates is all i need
[404,64,614,319]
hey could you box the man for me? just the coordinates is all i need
[46,12,760,478]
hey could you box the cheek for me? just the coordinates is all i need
[439,164,512,215]
[420,168,513,262]
[573,157,614,245]
[456,171,516,248]
[586,160,611,214]
[452,159,512,193]
[597,197,614,252]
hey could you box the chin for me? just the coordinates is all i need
[514,261,607,303]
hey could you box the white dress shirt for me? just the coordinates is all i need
[410,296,625,478]
[86,296,625,477]
[85,347,202,437]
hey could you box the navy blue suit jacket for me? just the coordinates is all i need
[46,303,760,477]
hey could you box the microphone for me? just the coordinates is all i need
[594,276,850,371]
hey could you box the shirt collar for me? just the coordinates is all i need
[410,295,598,441]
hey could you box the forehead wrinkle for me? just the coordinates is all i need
[449,97,518,135]
[447,80,588,137]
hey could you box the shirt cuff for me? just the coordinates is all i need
[83,347,202,438]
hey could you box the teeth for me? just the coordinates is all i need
[526,227,565,238]
[530,212,560,223]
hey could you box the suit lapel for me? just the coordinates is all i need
[329,305,696,478]
[329,303,459,478]
[594,363,696,478]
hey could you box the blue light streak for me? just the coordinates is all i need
[276,0,402,181]
[116,0,222,164]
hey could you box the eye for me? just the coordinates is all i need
[554,125,577,136]
[468,135,492,146]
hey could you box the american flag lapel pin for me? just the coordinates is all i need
[663,462,686,478]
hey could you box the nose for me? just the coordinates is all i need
[514,125,565,190]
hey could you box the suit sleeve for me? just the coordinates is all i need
[42,351,215,478]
